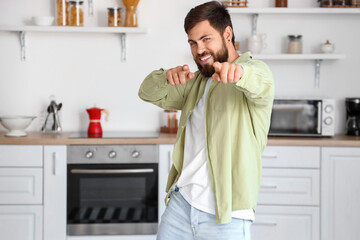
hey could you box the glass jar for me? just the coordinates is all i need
[288,35,302,54]
[108,8,122,27]
[56,0,69,26]
[68,1,84,26]
[160,110,179,134]
[125,6,138,27]
[275,0,288,7]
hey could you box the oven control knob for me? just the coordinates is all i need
[324,117,333,125]
[109,151,117,159]
[325,105,333,113]
[85,151,94,159]
[132,150,140,158]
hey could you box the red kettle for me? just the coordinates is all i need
[86,105,109,138]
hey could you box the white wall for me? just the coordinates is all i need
[0,0,359,134]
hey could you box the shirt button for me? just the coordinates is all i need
[181,126,184,129]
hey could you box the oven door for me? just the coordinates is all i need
[67,163,158,236]
[269,99,322,136]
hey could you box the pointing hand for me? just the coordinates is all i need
[212,61,244,84]
[166,65,195,86]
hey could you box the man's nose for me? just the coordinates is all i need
[196,42,206,55]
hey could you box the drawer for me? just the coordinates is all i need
[0,205,42,240]
[258,168,320,206]
[262,146,320,169]
[252,205,320,240]
[0,168,43,204]
[0,145,43,167]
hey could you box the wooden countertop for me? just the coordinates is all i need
[0,131,360,147]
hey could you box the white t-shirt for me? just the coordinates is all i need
[176,78,255,221]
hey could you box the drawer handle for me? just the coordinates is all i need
[262,153,278,159]
[52,152,57,175]
[260,184,278,189]
[253,221,277,226]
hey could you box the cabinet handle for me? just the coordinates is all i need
[260,184,278,189]
[253,221,277,226]
[52,152,57,175]
[261,153,278,159]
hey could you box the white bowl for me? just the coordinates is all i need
[0,116,36,137]
[32,16,54,26]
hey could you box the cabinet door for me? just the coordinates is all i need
[321,147,360,240]
[43,145,67,240]
[258,168,320,206]
[158,144,174,218]
[0,145,43,167]
[0,205,42,240]
[0,168,43,204]
[262,146,320,169]
[252,205,320,240]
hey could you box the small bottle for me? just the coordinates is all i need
[56,0,69,26]
[288,35,302,54]
[160,110,179,134]
[108,8,122,27]
[68,1,84,26]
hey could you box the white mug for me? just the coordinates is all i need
[247,34,267,54]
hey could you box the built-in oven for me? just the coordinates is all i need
[67,145,158,236]
[269,98,335,137]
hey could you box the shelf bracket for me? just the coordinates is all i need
[315,59,322,88]
[88,0,94,16]
[252,13,259,35]
[19,31,26,61]
[120,33,126,62]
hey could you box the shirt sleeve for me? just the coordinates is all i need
[138,68,192,110]
[234,58,275,107]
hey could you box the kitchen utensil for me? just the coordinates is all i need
[41,100,62,132]
[86,105,109,138]
[32,16,55,26]
[320,40,335,53]
[0,116,36,137]
[247,34,267,54]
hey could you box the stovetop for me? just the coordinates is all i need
[69,131,160,139]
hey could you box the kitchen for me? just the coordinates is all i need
[0,0,360,239]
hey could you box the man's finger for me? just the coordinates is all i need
[167,71,175,85]
[179,71,187,85]
[227,64,236,83]
[172,73,180,85]
[220,63,229,83]
[213,61,222,73]
[182,64,189,71]
[187,72,195,81]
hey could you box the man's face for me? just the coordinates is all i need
[187,20,229,77]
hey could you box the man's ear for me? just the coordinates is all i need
[223,26,233,42]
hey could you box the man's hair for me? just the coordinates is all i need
[184,1,235,45]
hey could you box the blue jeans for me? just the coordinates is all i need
[157,187,252,240]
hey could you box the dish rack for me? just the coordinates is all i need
[222,1,248,8]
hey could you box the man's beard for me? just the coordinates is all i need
[195,39,229,78]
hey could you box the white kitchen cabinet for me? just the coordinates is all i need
[0,145,42,167]
[0,168,43,204]
[254,146,321,240]
[252,205,320,240]
[0,205,43,240]
[44,145,67,240]
[321,147,360,240]
[158,144,173,219]
[259,168,320,206]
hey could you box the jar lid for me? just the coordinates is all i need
[69,1,84,5]
[107,7,121,11]
[288,35,302,40]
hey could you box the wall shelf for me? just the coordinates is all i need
[244,53,346,88]
[228,7,360,14]
[0,25,149,62]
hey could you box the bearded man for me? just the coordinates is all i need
[138,1,274,239]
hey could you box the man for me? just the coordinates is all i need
[138,1,274,239]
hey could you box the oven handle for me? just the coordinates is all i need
[70,169,154,174]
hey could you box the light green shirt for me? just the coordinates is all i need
[138,52,274,224]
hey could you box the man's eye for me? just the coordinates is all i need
[204,37,211,41]
[189,42,196,46]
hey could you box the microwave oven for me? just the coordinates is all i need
[269,98,335,137]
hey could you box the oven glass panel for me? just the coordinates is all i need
[67,164,158,224]
[269,100,320,135]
